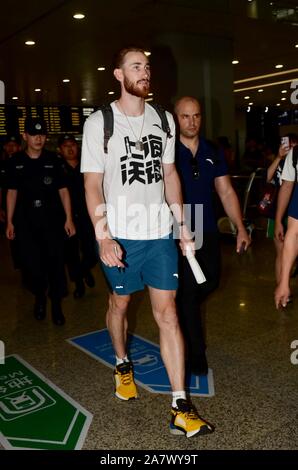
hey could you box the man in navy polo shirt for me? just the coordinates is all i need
[275,184,298,309]
[174,96,251,375]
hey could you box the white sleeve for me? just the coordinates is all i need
[281,149,295,182]
[81,112,105,173]
[161,112,176,164]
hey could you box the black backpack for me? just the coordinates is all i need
[98,103,173,153]
[293,145,298,183]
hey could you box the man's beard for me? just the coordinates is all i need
[124,76,150,98]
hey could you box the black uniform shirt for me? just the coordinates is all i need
[62,161,88,219]
[6,149,67,224]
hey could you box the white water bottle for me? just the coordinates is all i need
[185,246,206,284]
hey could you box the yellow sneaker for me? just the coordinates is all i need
[170,399,214,438]
[114,361,138,401]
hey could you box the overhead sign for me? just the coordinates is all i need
[0,355,92,450]
[68,329,214,397]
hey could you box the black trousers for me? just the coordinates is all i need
[177,232,221,359]
[16,218,67,301]
[64,216,97,283]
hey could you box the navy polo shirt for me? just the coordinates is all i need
[288,184,298,220]
[176,137,228,233]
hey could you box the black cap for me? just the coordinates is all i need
[24,117,47,136]
[57,134,77,146]
[4,134,21,145]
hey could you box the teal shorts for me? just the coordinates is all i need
[101,235,179,295]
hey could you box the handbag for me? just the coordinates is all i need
[257,183,278,217]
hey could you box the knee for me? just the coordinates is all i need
[109,294,130,315]
[154,301,179,330]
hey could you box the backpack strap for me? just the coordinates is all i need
[98,104,114,154]
[99,102,172,154]
[148,103,173,139]
[292,145,298,183]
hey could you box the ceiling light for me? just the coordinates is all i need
[148,92,153,96]
[276,103,281,106]
[265,106,269,113]
[12,96,18,100]
[97,67,105,71]
[246,106,251,112]
[34,88,41,92]
[145,97,153,102]
[281,97,286,101]
[81,98,87,102]
[73,13,85,19]
[281,90,287,93]
[244,96,250,99]
[108,91,115,95]
[144,51,151,56]
[258,89,264,92]
[239,303,246,307]
[232,60,239,65]
[25,40,35,46]
[275,64,284,69]
[63,79,70,83]
[234,78,298,93]
[234,68,298,85]
[249,102,253,105]
[295,44,298,48]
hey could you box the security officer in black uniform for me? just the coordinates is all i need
[58,134,97,298]
[0,135,21,230]
[6,117,76,325]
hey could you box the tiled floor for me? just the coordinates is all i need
[1,229,298,450]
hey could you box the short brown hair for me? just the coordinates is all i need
[113,46,146,69]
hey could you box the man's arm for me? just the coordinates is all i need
[274,180,295,241]
[6,189,17,239]
[163,162,194,254]
[214,175,251,252]
[58,187,76,237]
[275,216,298,308]
[84,172,124,267]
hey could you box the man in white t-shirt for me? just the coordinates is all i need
[81,46,213,438]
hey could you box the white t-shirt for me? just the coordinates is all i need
[281,148,298,182]
[81,101,176,239]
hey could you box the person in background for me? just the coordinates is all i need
[274,133,298,288]
[0,135,21,227]
[275,183,298,309]
[174,96,251,376]
[6,118,75,325]
[58,134,97,298]
[264,136,293,284]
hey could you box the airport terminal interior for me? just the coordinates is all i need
[1,0,298,452]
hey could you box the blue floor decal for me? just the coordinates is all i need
[68,329,214,397]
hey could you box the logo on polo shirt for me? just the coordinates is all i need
[43,176,53,185]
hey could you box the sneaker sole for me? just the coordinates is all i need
[115,391,138,401]
[170,424,213,438]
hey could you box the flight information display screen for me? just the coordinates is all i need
[0,105,95,136]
